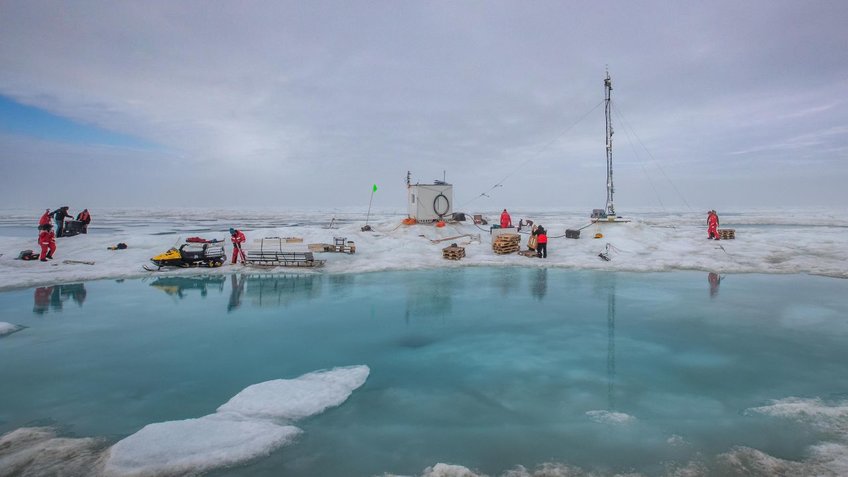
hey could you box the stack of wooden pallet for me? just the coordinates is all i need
[307,237,356,254]
[492,234,520,254]
[442,245,466,260]
[718,229,736,240]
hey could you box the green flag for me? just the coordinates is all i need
[372,184,378,192]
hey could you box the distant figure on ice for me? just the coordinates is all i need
[229,228,246,264]
[500,209,512,228]
[38,209,51,230]
[534,225,548,258]
[517,219,533,233]
[51,206,73,237]
[38,223,56,262]
[76,209,91,233]
[707,210,720,240]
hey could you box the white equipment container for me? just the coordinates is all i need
[407,181,453,222]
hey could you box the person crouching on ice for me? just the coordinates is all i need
[38,223,56,261]
[707,210,720,240]
[76,209,91,233]
[229,228,246,264]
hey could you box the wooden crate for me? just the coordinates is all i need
[442,245,466,260]
[493,234,520,255]
[308,240,356,254]
[718,229,735,240]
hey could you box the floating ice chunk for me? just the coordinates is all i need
[747,397,848,433]
[104,365,369,476]
[104,414,300,476]
[0,321,23,337]
[585,410,636,424]
[421,463,483,477]
[217,365,370,421]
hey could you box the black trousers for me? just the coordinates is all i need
[537,242,547,258]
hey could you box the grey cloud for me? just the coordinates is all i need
[0,0,846,208]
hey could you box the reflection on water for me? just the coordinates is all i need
[228,274,246,312]
[404,269,465,322]
[138,270,551,318]
[33,283,87,315]
[709,272,722,298]
[530,268,548,300]
[606,277,616,412]
[242,273,322,308]
[147,273,324,310]
[148,276,226,299]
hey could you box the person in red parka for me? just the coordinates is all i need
[707,210,720,240]
[500,209,512,229]
[38,209,51,229]
[38,224,57,261]
[229,228,246,264]
[535,225,548,258]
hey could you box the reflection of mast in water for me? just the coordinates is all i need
[607,283,616,411]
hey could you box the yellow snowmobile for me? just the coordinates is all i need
[145,241,226,271]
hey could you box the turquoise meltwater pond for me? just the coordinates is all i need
[1,269,847,476]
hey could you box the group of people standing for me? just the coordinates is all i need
[502,208,548,258]
[35,207,92,261]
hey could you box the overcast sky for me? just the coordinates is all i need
[1,1,846,212]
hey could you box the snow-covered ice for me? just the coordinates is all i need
[1,206,846,290]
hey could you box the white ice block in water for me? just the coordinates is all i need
[586,410,636,424]
[217,365,370,421]
[104,415,300,476]
[0,322,22,337]
[104,365,369,476]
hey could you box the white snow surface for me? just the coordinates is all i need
[1,206,846,290]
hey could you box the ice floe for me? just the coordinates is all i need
[0,321,23,337]
[217,364,371,421]
[0,365,369,476]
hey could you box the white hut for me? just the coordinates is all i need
[407,180,453,223]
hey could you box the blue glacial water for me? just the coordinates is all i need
[1,268,848,476]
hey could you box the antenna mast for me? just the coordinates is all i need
[604,69,615,217]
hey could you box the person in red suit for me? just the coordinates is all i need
[38,224,57,261]
[707,210,720,240]
[229,228,246,264]
[76,209,91,233]
[500,209,512,229]
[38,209,51,229]
[535,225,548,258]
